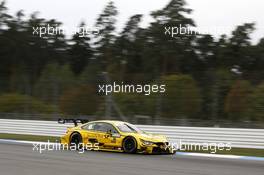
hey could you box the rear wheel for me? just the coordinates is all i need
[122,137,137,153]
[70,132,82,150]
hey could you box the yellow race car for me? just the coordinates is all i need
[58,119,176,154]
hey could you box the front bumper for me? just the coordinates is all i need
[140,142,176,154]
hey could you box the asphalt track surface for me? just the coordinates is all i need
[0,143,263,175]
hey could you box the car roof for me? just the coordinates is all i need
[87,120,128,126]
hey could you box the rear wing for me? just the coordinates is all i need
[58,118,89,126]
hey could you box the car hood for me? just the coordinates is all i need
[131,132,168,142]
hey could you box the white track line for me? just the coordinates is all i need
[176,152,264,161]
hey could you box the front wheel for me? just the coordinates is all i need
[122,137,137,153]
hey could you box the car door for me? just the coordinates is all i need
[81,122,98,143]
[94,122,122,148]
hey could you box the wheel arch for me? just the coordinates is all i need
[69,131,83,144]
[122,136,139,152]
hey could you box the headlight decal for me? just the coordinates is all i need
[140,139,154,146]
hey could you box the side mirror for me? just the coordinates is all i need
[107,130,112,136]
[106,130,120,138]
[111,133,121,138]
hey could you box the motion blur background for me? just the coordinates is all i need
[0,0,264,128]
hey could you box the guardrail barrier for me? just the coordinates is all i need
[0,119,263,149]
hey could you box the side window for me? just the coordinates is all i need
[82,123,96,130]
[103,123,118,133]
[94,123,118,133]
[93,123,103,132]
[82,122,118,134]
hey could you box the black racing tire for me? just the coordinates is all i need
[122,136,137,153]
[70,132,83,150]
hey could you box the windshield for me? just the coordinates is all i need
[117,123,143,133]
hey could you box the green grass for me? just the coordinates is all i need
[0,133,60,142]
[0,133,263,157]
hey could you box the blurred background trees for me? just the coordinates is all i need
[160,75,202,119]
[0,0,263,126]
